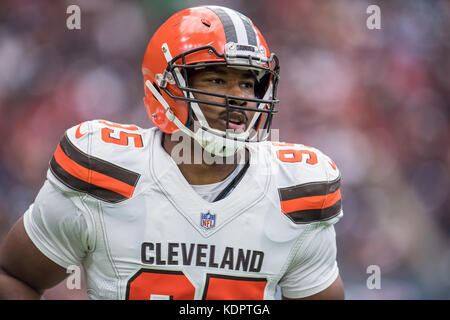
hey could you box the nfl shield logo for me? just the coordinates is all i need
[200,212,216,230]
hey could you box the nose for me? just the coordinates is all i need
[227,82,247,107]
[225,81,256,125]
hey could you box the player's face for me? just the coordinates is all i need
[187,66,257,132]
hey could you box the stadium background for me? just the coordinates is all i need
[0,0,448,299]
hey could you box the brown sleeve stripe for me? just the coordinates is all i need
[278,176,342,223]
[280,188,341,214]
[50,157,129,203]
[278,176,341,201]
[59,134,139,186]
[49,134,140,203]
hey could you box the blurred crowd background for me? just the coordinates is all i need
[0,0,448,299]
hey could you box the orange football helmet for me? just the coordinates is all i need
[142,6,280,156]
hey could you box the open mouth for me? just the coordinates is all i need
[218,111,247,131]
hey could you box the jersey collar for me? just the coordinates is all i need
[149,128,271,237]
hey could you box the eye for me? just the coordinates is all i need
[241,81,255,89]
[208,78,225,85]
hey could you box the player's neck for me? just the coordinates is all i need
[161,132,242,185]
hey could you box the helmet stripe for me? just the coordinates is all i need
[220,7,249,45]
[234,11,258,46]
[207,6,257,47]
[206,6,238,44]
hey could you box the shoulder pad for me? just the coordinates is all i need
[48,120,148,203]
[271,142,343,224]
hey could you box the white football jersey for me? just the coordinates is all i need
[23,120,343,300]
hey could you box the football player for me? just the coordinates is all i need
[0,6,344,300]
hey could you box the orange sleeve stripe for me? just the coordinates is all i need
[53,145,135,198]
[280,189,341,214]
